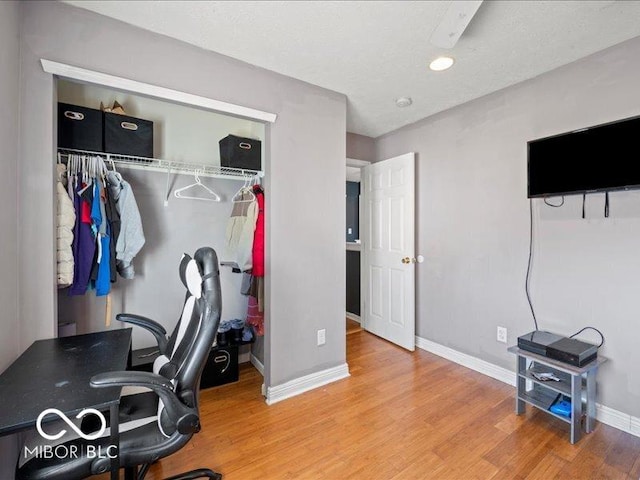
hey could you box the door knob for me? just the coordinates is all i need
[402,255,425,264]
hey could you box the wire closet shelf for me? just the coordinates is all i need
[57,147,264,181]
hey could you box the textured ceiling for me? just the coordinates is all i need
[63,1,640,138]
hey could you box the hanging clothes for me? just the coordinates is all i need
[69,183,97,296]
[95,225,111,296]
[243,184,265,336]
[251,185,265,277]
[89,181,111,296]
[56,164,75,288]
[106,171,145,279]
[223,187,257,271]
[246,296,264,336]
[64,154,144,295]
[89,183,102,283]
[104,181,121,283]
[90,182,102,238]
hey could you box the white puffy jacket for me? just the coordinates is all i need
[57,165,76,287]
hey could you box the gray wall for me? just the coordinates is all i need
[18,4,57,350]
[0,1,20,371]
[346,132,375,161]
[375,35,640,417]
[0,1,21,477]
[18,0,345,395]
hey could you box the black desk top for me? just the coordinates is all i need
[0,328,132,436]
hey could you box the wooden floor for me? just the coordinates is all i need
[137,331,640,479]
[346,317,362,335]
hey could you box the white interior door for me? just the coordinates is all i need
[362,153,415,351]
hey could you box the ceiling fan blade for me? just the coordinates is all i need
[430,0,484,49]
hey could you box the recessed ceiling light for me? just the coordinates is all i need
[429,56,455,72]
[395,97,413,108]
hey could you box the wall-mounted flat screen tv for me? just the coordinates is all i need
[528,115,640,198]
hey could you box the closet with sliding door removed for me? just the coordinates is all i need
[55,78,267,389]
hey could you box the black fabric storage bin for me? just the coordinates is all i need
[58,103,103,152]
[200,344,239,389]
[219,134,261,171]
[104,112,154,158]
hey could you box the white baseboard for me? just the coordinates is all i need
[238,350,264,378]
[265,363,350,405]
[595,403,640,437]
[414,336,516,386]
[346,312,361,323]
[415,335,640,438]
[250,354,264,376]
[631,415,640,436]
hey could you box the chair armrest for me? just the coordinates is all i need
[90,371,197,434]
[116,313,168,354]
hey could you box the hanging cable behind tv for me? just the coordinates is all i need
[520,198,605,366]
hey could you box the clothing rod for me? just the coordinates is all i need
[57,148,264,181]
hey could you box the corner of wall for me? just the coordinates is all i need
[346,132,375,162]
[265,363,349,405]
[16,0,24,353]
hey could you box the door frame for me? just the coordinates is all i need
[346,158,370,329]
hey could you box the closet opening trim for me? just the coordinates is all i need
[41,59,277,124]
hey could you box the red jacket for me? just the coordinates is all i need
[252,185,265,277]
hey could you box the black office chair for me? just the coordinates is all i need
[117,252,207,372]
[17,247,223,480]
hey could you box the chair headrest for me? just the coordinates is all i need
[179,249,220,299]
[194,247,220,295]
[179,254,202,299]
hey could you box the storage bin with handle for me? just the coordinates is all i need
[219,134,261,171]
[58,103,103,152]
[104,111,154,158]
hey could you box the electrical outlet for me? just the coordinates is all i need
[317,329,326,346]
[497,326,507,344]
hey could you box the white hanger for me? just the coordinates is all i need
[230,174,258,203]
[95,156,107,186]
[77,156,93,194]
[70,154,82,188]
[68,155,77,187]
[232,184,256,203]
[174,170,221,202]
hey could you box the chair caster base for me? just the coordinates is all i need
[164,468,222,480]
